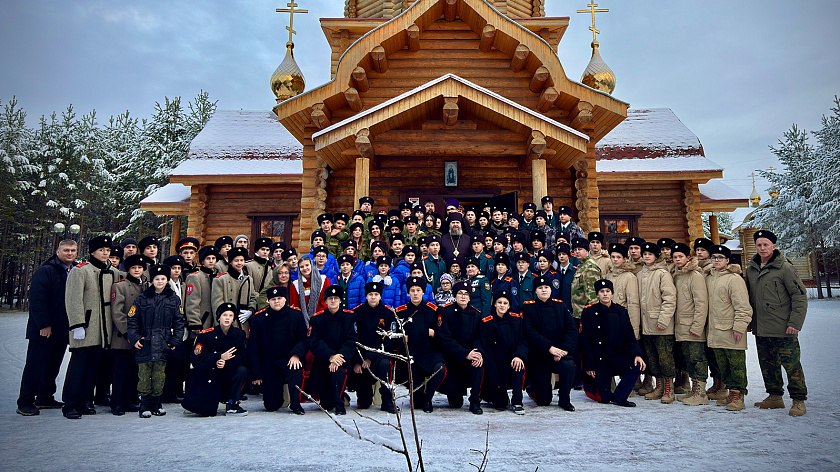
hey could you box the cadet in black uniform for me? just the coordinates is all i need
[247,286,307,414]
[580,279,646,407]
[308,286,358,415]
[351,282,398,413]
[474,290,529,414]
[465,257,491,315]
[396,276,446,413]
[522,276,577,411]
[182,303,248,416]
[437,281,485,414]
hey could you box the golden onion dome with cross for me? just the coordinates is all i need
[271,2,308,102]
[578,2,616,95]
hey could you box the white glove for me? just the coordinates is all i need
[238,310,253,323]
[72,327,85,340]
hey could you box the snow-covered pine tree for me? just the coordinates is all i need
[811,96,840,248]
[702,212,734,239]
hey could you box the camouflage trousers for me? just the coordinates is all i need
[642,335,675,378]
[675,341,708,381]
[711,348,747,394]
[756,336,807,400]
[137,361,167,397]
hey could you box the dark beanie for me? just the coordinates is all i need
[88,235,113,254]
[149,264,171,281]
[753,230,777,244]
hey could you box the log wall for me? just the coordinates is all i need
[598,181,690,244]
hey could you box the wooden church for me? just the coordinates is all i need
[141,0,747,251]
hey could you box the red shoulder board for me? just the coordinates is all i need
[76,262,89,267]
[484,254,493,259]
[524,300,535,304]
[504,277,512,282]
[530,272,538,277]
[343,309,354,314]
[473,306,482,314]
[482,315,493,322]
[509,312,522,318]
[312,309,325,317]
[426,301,438,311]
[421,256,429,261]
[552,299,563,303]
[395,305,407,312]
[255,308,267,316]
[200,327,214,334]
[233,326,245,332]
[114,279,126,284]
[573,266,579,270]
[246,259,254,263]
[353,302,366,311]
[441,302,453,307]
[215,272,228,278]
[584,302,597,308]
[548,270,557,275]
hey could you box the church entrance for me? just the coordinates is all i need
[399,189,518,213]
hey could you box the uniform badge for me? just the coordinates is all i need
[437,315,442,327]
[307,326,312,337]
[111,291,116,301]
[484,282,490,291]
[552,279,560,289]
[379,318,385,326]
[193,343,203,355]
[128,306,136,317]
[180,305,184,314]
[512,287,518,295]
[186,284,194,295]
[390,321,397,332]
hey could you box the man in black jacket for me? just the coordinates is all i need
[308,286,358,415]
[352,282,398,413]
[16,240,77,416]
[437,281,485,414]
[580,279,646,407]
[522,276,577,411]
[248,286,307,415]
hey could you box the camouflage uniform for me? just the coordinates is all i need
[325,232,341,259]
[137,361,167,397]
[570,255,600,318]
[711,349,747,395]
[755,337,806,400]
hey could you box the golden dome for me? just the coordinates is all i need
[581,41,616,94]
[768,188,779,199]
[271,42,305,103]
[750,186,762,207]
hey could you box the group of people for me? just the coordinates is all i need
[16,195,810,420]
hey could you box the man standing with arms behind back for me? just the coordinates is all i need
[746,230,809,416]
[16,240,77,416]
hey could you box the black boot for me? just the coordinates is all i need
[151,397,166,416]
[380,391,398,414]
[469,402,484,415]
[139,396,151,418]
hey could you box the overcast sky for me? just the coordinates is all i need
[2,0,839,199]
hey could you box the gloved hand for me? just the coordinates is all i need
[238,310,253,323]
[72,327,85,340]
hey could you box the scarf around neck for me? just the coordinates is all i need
[295,271,323,325]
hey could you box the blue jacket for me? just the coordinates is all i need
[330,272,365,311]
[317,264,337,282]
[363,261,379,281]
[26,255,71,340]
[556,264,577,318]
[490,272,519,313]
[392,260,411,287]
[302,251,338,276]
[373,275,405,310]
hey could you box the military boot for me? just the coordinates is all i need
[674,371,691,395]
[789,399,806,416]
[680,380,709,406]
[716,389,733,406]
[638,375,655,396]
[754,394,785,409]
[661,377,676,404]
[644,377,664,400]
[708,380,729,402]
[139,396,152,418]
[725,390,745,411]
[151,397,166,416]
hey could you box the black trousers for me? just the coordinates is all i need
[219,365,248,403]
[352,357,392,409]
[313,365,348,411]
[93,350,113,402]
[412,362,446,405]
[62,347,104,412]
[163,357,189,399]
[17,337,67,408]
[529,358,575,406]
[594,363,642,404]
[262,362,304,412]
[110,350,138,409]
[487,368,525,408]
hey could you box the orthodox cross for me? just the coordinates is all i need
[276,2,308,44]
[577,2,609,43]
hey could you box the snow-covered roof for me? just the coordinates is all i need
[596,156,722,174]
[699,180,747,202]
[731,207,756,229]
[170,158,302,177]
[724,238,742,251]
[141,183,191,205]
[187,110,302,159]
[596,108,703,160]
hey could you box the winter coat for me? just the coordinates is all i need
[127,286,184,363]
[670,258,708,342]
[363,261,379,281]
[371,274,405,309]
[27,255,72,341]
[316,264,338,285]
[580,301,642,373]
[571,256,601,318]
[331,272,365,311]
[470,251,495,278]
[605,262,641,339]
[521,298,577,363]
[512,271,537,307]
[110,275,146,350]
[637,258,677,336]
[211,268,258,334]
[746,250,808,338]
[434,288,455,307]
[589,249,612,278]
[308,308,358,369]
[422,255,447,291]
[182,324,247,416]
[556,264,576,319]
[392,260,411,287]
[467,275,492,315]
[65,258,115,349]
[247,305,308,381]
[301,251,339,278]
[474,311,529,392]
[556,221,585,241]
[353,301,398,366]
[245,257,274,310]
[395,301,445,373]
[185,267,217,331]
[704,264,752,350]
[437,302,482,395]
[491,274,519,313]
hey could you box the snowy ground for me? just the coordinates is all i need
[0,301,839,472]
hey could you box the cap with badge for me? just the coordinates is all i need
[465,257,481,269]
[710,244,732,259]
[608,243,628,258]
[530,230,547,244]
[214,236,233,249]
[513,252,530,263]
[359,196,374,206]
[324,285,344,300]
[375,255,392,267]
[312,246,330,257]
[693,238,713,251]
[317,213,334,225]
[149,264,171,281]
[227,247,249,263]
[253,237,273,251]
[341,240,358,251]
[88,235,113,254]
[557,206,573,216]
[594,279,613,293]
[657,238,675,249]
[493,289,513,304]
[753,230,777,244]
[625,236,646,248]
[177,237,200,252]
[365,282,383,294]
[556,242,571,256]
[523,202,537,212]
[337,254,355,266]
[534,276,552,289]
[670,243,691,257]
[571,238,589,250]
[266,285,289,300]
[334,213,349,223]
[405,276,427,291]
[587,232,605,243]
[641,242,660,257]
[216,302,239,319]
[282,248,297,260]
[138,236,159,252]
[162,255,185,268]
[198,246,219,263]
[310,230,327,242]
[124,254,149,270]
[494,252,511,268]
[541,196,554,206]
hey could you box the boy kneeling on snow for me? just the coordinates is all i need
[182,303,248,416]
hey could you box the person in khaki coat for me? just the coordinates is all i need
[211,247,258,335]
[185,246,219,332]
[109,254,149,415]
[245,237,274,310]
[705,245,752,412]
[62,236,116,419]
[669,243,709,406]
[587,232,612,277]
[637,242,677,404]
[605,243,641,340]
[624,236,646,275]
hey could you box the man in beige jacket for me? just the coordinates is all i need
[705,245,753,411]
[638,242,677,404]
[670,243,709,406]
